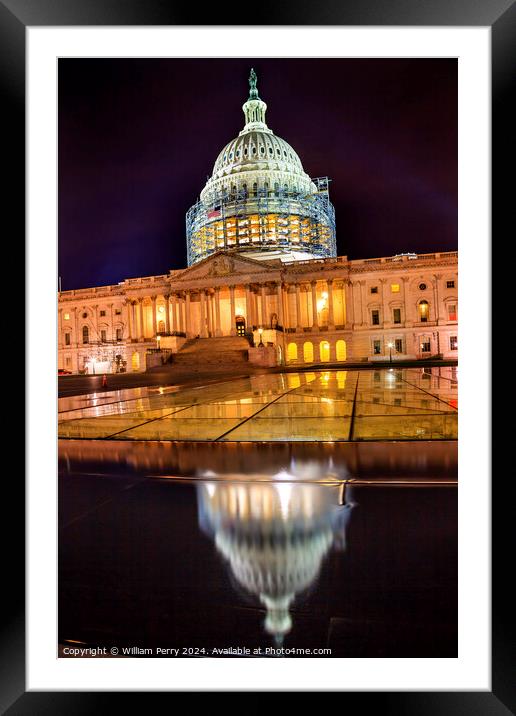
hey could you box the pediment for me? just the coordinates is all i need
[173,251,278,282]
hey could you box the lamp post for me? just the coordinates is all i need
[258,328,264,347]
[156,334,161,352]
[387,341,394,364]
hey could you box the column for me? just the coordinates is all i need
[215,287,222,336]
[185,291,191,336]
[277,282,284,328]
[359,281,366,325]
[138,298,144,341]
[200,290,207,337]
[311,281,318,330]
[379,279,387,326]
[327,279,335,329]
[245,284,252,328]
[345,281,354,328]
[164,295,170,333]
[151,295,157,336]
[124,301,132,341]
[178,294,184,334]
[402,277,410,324]
[58,309,63,348]
[260,284,267,326]
[230,285,236,335]
[283,283,290,330]
[295,283,302,330]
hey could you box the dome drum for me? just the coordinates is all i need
[186,185,336,266]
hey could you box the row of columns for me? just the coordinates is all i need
[124,279,346,341]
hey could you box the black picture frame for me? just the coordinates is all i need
[7,0,508,709]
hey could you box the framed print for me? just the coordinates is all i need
[5,0,511,709]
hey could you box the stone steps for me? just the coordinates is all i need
[172,336,250,367]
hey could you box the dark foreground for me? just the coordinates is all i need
[59,440,457,658]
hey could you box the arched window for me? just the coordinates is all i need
[418,300,429,323]
[336,340,346,361]
[82,325,89,344]
[303,341,314,363]
[320,341,330,362]
[287,342,298,362]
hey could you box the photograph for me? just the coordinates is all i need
[56,57,459,660]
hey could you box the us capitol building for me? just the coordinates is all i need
[58,70,458,375]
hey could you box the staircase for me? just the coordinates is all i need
[171,336,250,370]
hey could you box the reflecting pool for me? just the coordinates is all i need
[59,441,457,657]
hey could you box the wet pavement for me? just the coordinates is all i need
[58,366,458,442]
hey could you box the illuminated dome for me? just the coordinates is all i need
[186,69,336,266]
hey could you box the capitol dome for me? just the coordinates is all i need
[186,69,336,266]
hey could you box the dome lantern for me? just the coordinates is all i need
[241,68,270,133]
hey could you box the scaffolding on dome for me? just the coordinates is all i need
[185,177,336,266]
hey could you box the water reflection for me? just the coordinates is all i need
[197,460,355,644]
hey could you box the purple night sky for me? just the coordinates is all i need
[58,58,457,290]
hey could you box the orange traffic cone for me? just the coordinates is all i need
[102,374,108,389]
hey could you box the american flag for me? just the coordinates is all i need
[207,208,221,219]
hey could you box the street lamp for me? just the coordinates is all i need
[387,341,394,364]
[258,328,264,347]
[156,334,161,351]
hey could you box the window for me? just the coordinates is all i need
[420,338,431,353]
[116,328,122,341]
[287,342,298,362]
[393,308,401,324]
[64,313,70,320]
[446,280,455,289]
[374,371,381,382]
[373,340,382,355]
[82,326,89,344]
[101,330,107,342]
[100,310,106,317]
[419,283,427,291]
[448,304,457,321]
[115,308,121,315]
[82,312,88,319]
[371,310,380,325]
[65,333,71,346]
[395,338,403,353]
[450,336,458,351]
[370,286,378,294]
[418,300,429,322]
[391,284,400,293]
[394,398,402,407]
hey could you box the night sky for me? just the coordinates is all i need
[58,58,457,290]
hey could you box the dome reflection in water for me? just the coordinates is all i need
[196,460,355,645]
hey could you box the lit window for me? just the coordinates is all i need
[420,338,431,352]
[418,300,429,322]
[64,313,70,320]
[393,308,401,324]
[450,336,458,351]
[446,280,455,289]
[371,310,380,326]
[373,340,382,355]
[370,286,378,294]
[448,304,457,321]
[391,284,400,293]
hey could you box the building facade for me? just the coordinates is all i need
[58,71,458,374]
